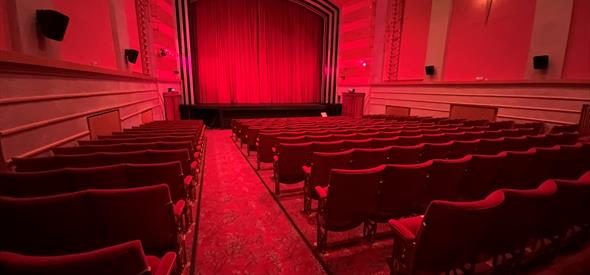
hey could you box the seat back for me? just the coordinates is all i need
[388,144,424,164]
[311,140,343,153]
[529,146,562,185]
[492,181,557,255]
[557,143,585,179]
[309,150,352,189]
[477,138,505,154]
[342,139,372,150]
[553,172,590,227]
[0,169,72,197]
[427,156,471,201]
[89,185,178,255]
[324,166,384,230]
[499,149,537,189]
[395,135,423,146]
[421,142,452,161]
[350,147,391,169]
[371,137,399,148]
[378,161,432,221]
[422,133,450,144]
[0,241,151,275]
[449,140,479,158]
[0,191,102,255]
[460,152,506,200]
[503,136,528,151]
[276,142,313,183]
[412,192,504,273]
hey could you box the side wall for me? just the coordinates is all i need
[335,0,590,127]
[0,0,181,163]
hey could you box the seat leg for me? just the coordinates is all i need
[256,157,261,170]
[316,219,327,254]
[363,220,377,242]
[303,193,312,215]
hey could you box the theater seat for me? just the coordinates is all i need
[303,150,352,214]
[388,191,504,275]
[427,156,471,202]
[315,165,383,253]
[0,240,176,275]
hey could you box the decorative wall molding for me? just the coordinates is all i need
[136,0,154,76]
[370,96,583,113]
[121,104,162,121]
[382,0,405,81]
[0,89,158,106]
[14,131,90,160]
[0,97,159,137]
[0,50,155,81]
[370,91,590,102]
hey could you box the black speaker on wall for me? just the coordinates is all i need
[36,10,70,41]
[533,55,549,70]
[125,49,139,64]
[425,65,435,75]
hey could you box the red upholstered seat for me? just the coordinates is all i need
[463,130,485,141]
[489,181,557,268]
[388,191,504,275]
[388,144,424,164]
[302,150,352,213]
[342,138,372,150]
[477,137,505,155]
[373,161,432,224]
[350,147,391,169]
[371,136,399,148]
[553,171,590,229]
[449,139,479,158]
[557,143,586,179]
[0,184,184,266]
[309,140,342,153]
[526,134,550,148]
[395,135,423,146]
[421,141,452,161]
[547,132,580,146]
[529,145,562,185]
[502,136,528,151]
[315,165,384,253]
[274,142,313,190]
[0,240,176,275]
[460,152,506,200]
[500,128,521,137]
[499,148,537,189]
[427,156,471,202]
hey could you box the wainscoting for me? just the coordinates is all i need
[0,54,179,162]
[339,82,590,129]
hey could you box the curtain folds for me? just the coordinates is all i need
[194,0,323,104]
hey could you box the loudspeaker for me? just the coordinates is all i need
[425,65,435,75]
[36,10,69,41]
[125,49,139,64]
[533,55,549,70]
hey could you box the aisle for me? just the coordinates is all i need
[194,130,325,274]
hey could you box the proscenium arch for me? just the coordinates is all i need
[181,0,339,104]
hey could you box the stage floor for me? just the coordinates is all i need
[180,103,341,128]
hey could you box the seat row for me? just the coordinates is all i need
[1,120,205,275]
[257,125,530,169]
[314,145,590,254]
[0,184,186,273]
[388,172,590,274]
[273,131,578,195]
[301,137,584,212]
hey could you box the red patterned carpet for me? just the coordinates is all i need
[195,129,590,274]
[194,130,325,274]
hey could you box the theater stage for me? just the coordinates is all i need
[180,104,342,128]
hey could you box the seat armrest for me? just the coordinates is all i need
[153,252,177,275]
[190,161,198,171]
[314,186,328,199]
[302,165,311,175]
[388,219,418,242]
[183,176,193,187]
[272,147,276,153]
[173,200,186,218]
[273,155,279,162]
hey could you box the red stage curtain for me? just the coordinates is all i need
[194,0,323,104]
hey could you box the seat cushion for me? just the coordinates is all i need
[398,215,424,235]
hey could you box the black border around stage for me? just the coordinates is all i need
[180,104,342,128]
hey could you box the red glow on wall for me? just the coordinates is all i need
[563,0,590,80]
[193,0,323,104]
[443,0,536,80]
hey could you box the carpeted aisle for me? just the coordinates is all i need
[194,130,325,274]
